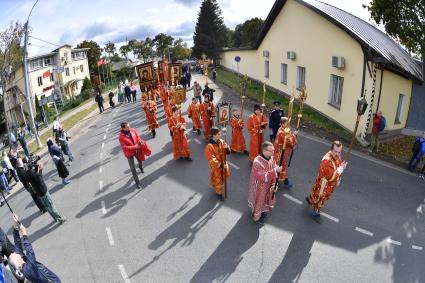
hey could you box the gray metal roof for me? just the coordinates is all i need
[297,0,423,81]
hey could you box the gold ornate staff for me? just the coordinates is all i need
[288,86,307,167]
[345,91,368,162]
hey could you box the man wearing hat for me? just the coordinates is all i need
[269,101,285,142]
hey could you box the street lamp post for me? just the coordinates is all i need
[23,0,42,148]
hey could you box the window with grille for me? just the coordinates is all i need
[328,74,344,109]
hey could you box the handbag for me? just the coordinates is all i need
[140,140,152,156]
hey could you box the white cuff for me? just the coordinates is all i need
[337,166,344,175]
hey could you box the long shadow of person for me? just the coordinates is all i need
[190,212,261,283]
[129,193,223,278]
[268,231,313,283]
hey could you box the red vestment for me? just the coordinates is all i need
[141,92,148,115]
[273,127,297,181]
[247,113,267,161]
[230,117,246,153]
[200,101,216,140]
[146,100,159,130]
[204,139,230,194]
[248,155,278,221]
[168,116,191,159]
[308,151,342,212]
[187,102,202,130]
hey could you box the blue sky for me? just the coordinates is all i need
[0,0,374,57]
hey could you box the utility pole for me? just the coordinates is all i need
[23,0,42,148]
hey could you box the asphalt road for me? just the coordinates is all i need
[1,74,424,283]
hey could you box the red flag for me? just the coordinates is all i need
[97,59,107,66]
[42,69,51,78]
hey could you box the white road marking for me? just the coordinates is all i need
[99,167,103,174]
[355,227,374,237]
[283,193,302,205]
[99,180,103,192]
[101,200,107,215]
[227,161,240,170]
[106,128,109,133]
[102,142,105,149]
[387,238,402,246]
[320,212,339,223]
[193,138,202,145]
[118,264,131,283]
[103,134,107,140]
[412,245,423,251]
[106,227,115,246]
[108,123,111,127]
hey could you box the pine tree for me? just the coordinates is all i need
[193,0,228,62]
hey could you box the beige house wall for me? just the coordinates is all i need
[220,0,413,134]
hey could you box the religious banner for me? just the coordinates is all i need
[169,63,182,85]
[217,102,231,126]
[136,62,155,90]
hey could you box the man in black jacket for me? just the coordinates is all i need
[95,93,104,113]
[16,158,46,214]
[25,158,66,224]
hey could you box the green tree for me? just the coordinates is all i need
[192,0,228,62]
[366,0,424,75]
[171,38,192,60]
[110,53,123,62]
[153,33,174,59]
[76,40,102,74]
[119,44,131,59]
[105,41,116,57]
[233,17,264,47]
[0,22,25,134]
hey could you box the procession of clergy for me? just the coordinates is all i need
[134,82,348,225]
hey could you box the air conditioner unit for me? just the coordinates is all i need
[287,51,296,60]
[332,56,345,69]
[263,50,270,58]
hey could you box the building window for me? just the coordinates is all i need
[43,57,51,66]
[50,73,54,82]
[30,59,42,71]
[297,66,305,89]
[73,66,76,75]
[328,75,344,109]
[281,63,287,84]
[395,94,406,124]
[37,76,43,86]
[80,64,84,72]
[65,67,70,76]
[264,60,269,78]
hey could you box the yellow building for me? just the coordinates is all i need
[219,0,422,141]
[4,45,90,127]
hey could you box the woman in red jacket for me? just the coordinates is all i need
[119,122,151,189]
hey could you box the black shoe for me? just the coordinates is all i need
[136,184,142,190]
[311,213,322,224]
[139,167,144,173]
[305,197,311,205]
[58,217,67,224]
[197,129,201,135]
[244,150,249,155]
[257,217,266,225]
[185,157,193,161]
[40,210,46,214]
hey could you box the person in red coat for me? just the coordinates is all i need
[119,122,151,189]
[306,141,347,223]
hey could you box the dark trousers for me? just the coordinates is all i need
[126,94,131,103]
[97,102,104,113]
[132,92,137,103]
[195,96,202,104]
[408,155,421,172]
[127,156,143,185]
[30,191,46,212]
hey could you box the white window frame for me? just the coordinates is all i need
[281,63,287,84]
[395,93,406,124]
[328,74,344,109]
[30,59,42,71]
[37,76,43,86]
[43,57,51,66]
[296,66,305,90]
[264,60,269,78]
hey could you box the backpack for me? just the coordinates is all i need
[378,117,386,132]
[412,139,424,155]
